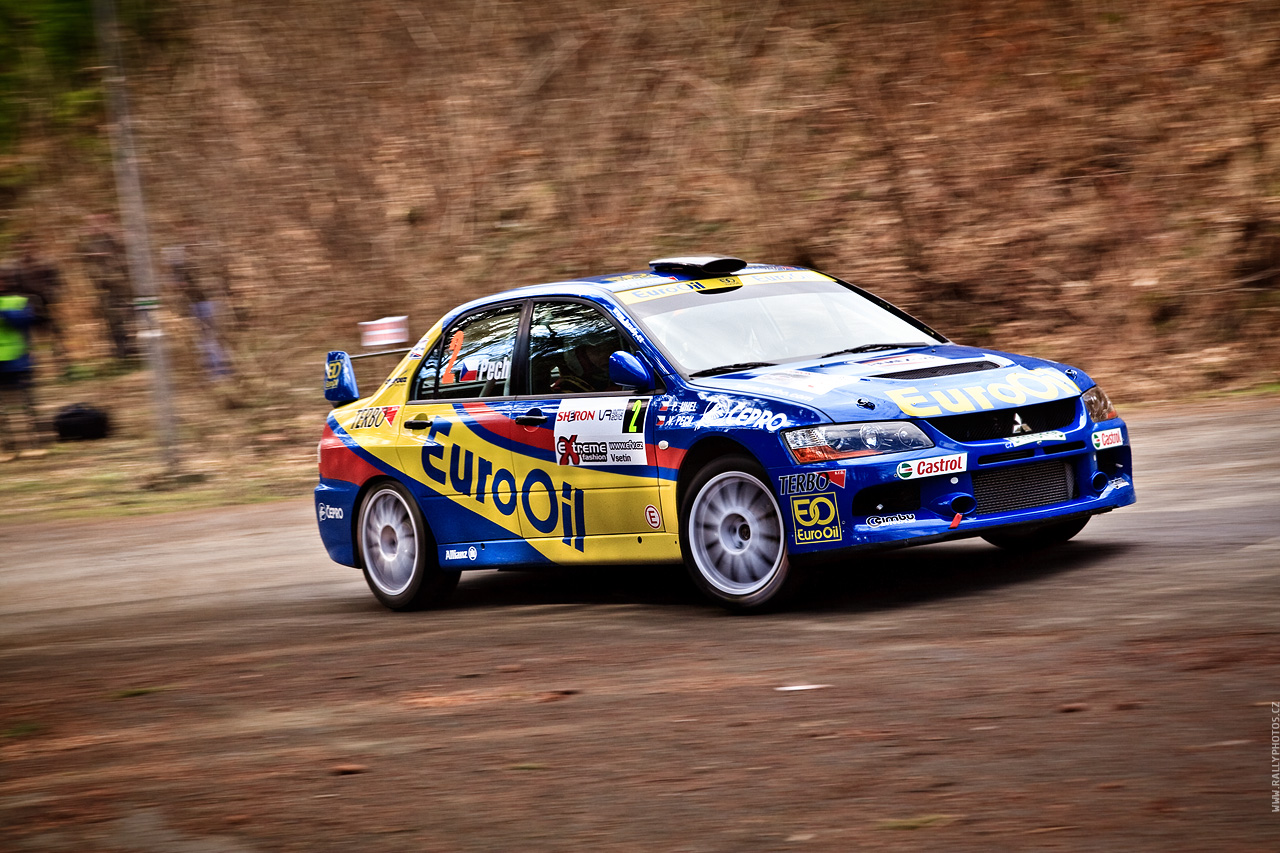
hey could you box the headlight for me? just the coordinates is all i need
[1082,385,1117,422]
[783,421,934,464]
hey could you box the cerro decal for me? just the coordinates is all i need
[866,513,915,527]
[698,398,790,431]
[352,406,400,430]
[318,503,344,521]
[777,469,847,496]
[885,368,1082,417]
[1092,428,1123,449]
[791,495,841,543]
[422,419,587,551]
[896,453,968,480]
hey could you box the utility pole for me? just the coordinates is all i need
[93,0,179,475]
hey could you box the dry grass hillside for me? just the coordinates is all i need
[8,0,1280,449]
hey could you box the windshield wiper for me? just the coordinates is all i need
[688,361,776,378]
[821,342,931,359]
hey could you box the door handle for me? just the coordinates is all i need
[514,409,547,426]
[404,417,433,430]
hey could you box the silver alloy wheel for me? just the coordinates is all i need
[688,470,785,595]
[361,488,418,596]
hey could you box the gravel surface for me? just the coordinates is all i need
[2,399,1277,851]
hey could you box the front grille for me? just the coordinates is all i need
[927,397,1078,442]
[972,460,1075,514]
[874,361,1000,380]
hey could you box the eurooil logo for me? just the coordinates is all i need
[791,495,841,544]
[421,418,589,552]
[326,361,341,380]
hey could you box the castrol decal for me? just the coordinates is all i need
[895,453,968,480]
[1091,428,1124,450]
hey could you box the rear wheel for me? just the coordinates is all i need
[358,480,458,610]
[680,455,796,612]
[981,516,1090,552]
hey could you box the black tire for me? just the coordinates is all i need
[679,455,797,612]
[981,516,1090,552]
[357,480,458,610]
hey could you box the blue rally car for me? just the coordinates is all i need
[317,256,1135,611]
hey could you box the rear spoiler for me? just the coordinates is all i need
[325,347,411,406]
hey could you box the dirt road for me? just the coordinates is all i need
[2,400,1278,851]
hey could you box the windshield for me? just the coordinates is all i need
[618,272,943,376]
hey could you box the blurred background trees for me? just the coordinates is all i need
[1,0,1277,412]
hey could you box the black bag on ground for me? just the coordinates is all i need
[54,404,111,441]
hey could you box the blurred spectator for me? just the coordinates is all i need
[9,240,68,371]
[78,214,136,362]
[163,238,232,380]
[0,272,44,460]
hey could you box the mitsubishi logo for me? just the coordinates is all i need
[1011,413,1033,435]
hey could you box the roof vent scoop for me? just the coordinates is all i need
[649,256,748,275]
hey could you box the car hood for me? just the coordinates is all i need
[688,345,1094,422]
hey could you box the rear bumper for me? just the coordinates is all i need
[315,478,362,568]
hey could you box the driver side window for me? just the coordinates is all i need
[528,302,629,396]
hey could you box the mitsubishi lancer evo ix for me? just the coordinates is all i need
[317,256,1134,611]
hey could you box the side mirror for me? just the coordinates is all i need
[609,351,654,391]
[325,351,360,405]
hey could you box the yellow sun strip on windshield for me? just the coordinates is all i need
[616,270,833,305]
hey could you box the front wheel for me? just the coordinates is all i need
[680,456,797,612]
[981,516,1090,552]
[358,480,458,610]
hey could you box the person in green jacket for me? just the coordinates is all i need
[0,272,41,460]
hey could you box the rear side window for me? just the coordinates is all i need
[410,343,442,401]
[414,304,521,400]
